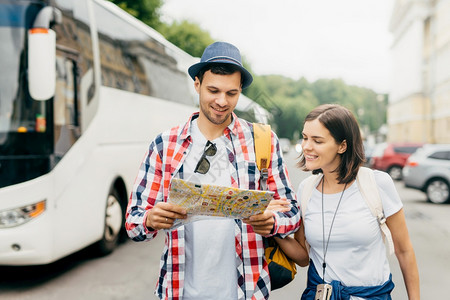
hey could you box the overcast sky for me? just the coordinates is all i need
[161,0,394,94]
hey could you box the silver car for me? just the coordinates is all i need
[403,144,450,204]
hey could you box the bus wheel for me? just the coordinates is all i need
[93,188,123,256]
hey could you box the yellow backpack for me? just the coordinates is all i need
[253,123,297,290]
[253,123,271,190]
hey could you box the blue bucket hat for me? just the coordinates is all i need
[188,42,253,89]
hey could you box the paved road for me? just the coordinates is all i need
[1,148,449,299]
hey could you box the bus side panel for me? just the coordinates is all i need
[51,86,195,258]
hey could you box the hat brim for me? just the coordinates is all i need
[188,61,253,89]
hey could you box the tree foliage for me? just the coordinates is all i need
[108,1,214,57]
[244,75,386,141]
[158,20,214,57]
[108,0,163,29]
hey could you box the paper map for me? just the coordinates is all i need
[167,178,274,229]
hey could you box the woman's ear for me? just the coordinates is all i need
[338,140,347,154]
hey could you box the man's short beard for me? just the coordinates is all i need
[201,105,231,125]
[204,111,231,125]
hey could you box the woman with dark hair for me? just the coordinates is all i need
[272,104,420,299]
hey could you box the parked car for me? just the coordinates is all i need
[403,144,450,204]
[369,142,424,180]
[279,138,291,154]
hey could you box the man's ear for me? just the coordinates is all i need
[194,77,200,93]
[338,140,347,154]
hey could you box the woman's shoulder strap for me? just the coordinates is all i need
[356,167,395,255]
[300,174,321,254]
[300,174,322,219]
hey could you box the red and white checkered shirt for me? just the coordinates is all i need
[126,112,300,300]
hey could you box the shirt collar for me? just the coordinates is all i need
[225,112,241,137]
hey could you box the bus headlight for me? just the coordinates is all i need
[0,200,46,228]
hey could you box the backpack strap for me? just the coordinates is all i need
[356,167,395,255]
[300,174,322,253]
[253,123,271,191]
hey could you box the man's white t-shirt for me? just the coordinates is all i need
[182,119,237,300]
[298,171,402,300]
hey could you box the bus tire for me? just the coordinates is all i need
[93,188,123,256]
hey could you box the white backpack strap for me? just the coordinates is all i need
[357,167,395,255]
[300,174,322,254]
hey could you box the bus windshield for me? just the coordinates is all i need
[0,2,53,188]
[0,2,51,156]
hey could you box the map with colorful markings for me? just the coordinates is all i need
[167,178,274,229]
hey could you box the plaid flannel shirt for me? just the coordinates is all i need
[126,112,300,300]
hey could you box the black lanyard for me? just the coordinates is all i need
[321,177,347,282]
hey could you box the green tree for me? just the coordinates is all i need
[243,74,386,140]
[311,79,349,106]
[310,79,386,133]
[273,95,318,140]
[108,0,163,29]
[158,20,214,57]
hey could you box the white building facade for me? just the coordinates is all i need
[389,0,450,143]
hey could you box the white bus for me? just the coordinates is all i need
[0,0,200,265]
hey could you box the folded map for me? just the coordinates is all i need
[167,178,274,229]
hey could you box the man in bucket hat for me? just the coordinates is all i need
[126,41,300,299]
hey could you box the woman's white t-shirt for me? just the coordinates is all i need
[297,170,402,298]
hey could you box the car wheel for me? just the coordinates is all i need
[93,188,124,255]
[426,179,450,204]
[387,166,403,180]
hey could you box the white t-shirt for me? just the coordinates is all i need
[297,170,402,299]
[183,119,237,300]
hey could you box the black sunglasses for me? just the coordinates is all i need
[194,141,217,174]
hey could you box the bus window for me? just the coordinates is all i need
[54,56,81,159]
[54,0,96,132]
[92,1,193,105]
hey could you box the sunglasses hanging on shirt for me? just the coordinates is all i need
[194,141,217,174]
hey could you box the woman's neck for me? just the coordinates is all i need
[321,173,346,194]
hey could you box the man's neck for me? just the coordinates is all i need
[197,115,232,140]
